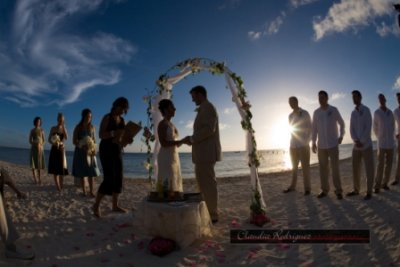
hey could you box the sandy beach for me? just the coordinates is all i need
[0,158,399,267]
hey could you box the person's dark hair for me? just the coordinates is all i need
[33,116,41,126]
[79,108,92,127]
[112,97,129,113]
[190,85,207,97]
[397,92,400,97]
[158,99,173,116]
[318,90,328,98]
[289,96,298,103]
[352,90,362,98]
[378,93,385,99]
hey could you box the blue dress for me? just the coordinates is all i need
[72,127,100,178]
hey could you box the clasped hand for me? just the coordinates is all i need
[179,136,192,146]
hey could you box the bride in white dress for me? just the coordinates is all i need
[157,99,186,200]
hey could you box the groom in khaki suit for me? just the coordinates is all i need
[185,85,222,223]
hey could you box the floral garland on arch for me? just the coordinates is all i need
[143,58,268,226]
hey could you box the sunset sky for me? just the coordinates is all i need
[0,0,399,152]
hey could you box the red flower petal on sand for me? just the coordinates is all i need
[247,251,256,260]
[249,247,261,253]
[73,246,80,251]
[138,241,145,250]
[206,240,216,248]
[86,232,95,237]
[100,258,110,263]
[215,251,226,258]
[277,243,290,250]
[117,223,131,228]
[26,245,32,249]
[131,233,136,240]
[119,253,124,257]
[51,264,59,267]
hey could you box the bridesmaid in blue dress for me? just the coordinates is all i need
[72,109,100,197]
[48,113,69,192]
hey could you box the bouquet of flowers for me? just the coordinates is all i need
[148,237,176,257]
[50,134,62,148]
[250,190,270,227]
[79,136,96,156]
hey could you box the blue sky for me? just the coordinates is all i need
[0,0,399,152]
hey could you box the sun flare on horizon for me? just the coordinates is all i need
[268,118,293,150]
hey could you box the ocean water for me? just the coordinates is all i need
[0,144,355,179]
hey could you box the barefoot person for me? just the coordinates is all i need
[283,96,312,196]
[392,92,400,186]
[373,94,395,193]
[0,167,27,199]
[312,90,345,200]
[48,113,69,192]
[184,85,221,223]
[347,90,374,200]
[157,99,188,200]
[93,97,133,217]
[29,117,45,185]
[72,109,100,197]
[0,173,34,260]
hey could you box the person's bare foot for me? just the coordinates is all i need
[92,205,101,218]
[112,206,128,213]
[88,192,96,198]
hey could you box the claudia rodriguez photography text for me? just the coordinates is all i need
[230,229,370,244]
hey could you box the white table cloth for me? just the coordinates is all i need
[137,199,212,248]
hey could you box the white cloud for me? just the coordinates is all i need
[219,123,230,130]
[267,12,286,35]
[0,0,136,107]
[223,107,236,114]
[331,92,346,101]
[290,0,319,8]
[313,0,393,41]
[376,21,400,37]
[185,120,194,129]
[248,12,286,41]
[248,31,262,41]
[218,0,242,10]
[393,76,400,90]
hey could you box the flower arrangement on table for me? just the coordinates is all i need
[79,136,96,156]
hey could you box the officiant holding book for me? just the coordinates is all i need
[93,97,138,218]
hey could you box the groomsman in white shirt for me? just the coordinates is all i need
[283,96,312,195]
[392,92,400,186]
[373,93,394,193]
[312,90,345,199]
[347,90,374,200]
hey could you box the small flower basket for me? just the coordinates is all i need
[148,237,177,257]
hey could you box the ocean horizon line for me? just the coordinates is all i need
[0,144,356,154]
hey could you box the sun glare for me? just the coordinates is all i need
[269,119,292,150]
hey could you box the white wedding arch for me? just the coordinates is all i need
[144,58,266,215]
